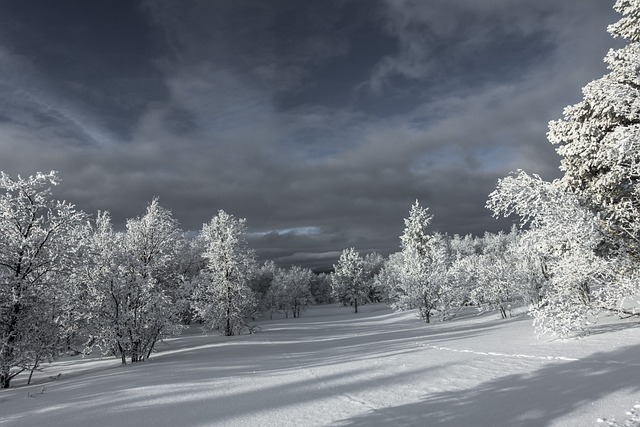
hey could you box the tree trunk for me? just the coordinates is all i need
[117,342,127,365]
[0,367,23,389]
[225,281,233,336]
[422,306,431,323]
[1,373,11,389]
[1,306,20,388]
[0,347,14,388]
[27,354,42,385]
[499,303,507,319]
[145,329,160,361]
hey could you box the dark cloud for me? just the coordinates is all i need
[0,0,620,269]
[0,0,167,142]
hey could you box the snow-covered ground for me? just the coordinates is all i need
[1,304,639,426]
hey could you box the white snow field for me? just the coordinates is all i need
[1,304,639,427]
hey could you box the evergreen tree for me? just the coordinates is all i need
[393,201,445,323]
[548,0,640,259]
[400,200,433,257]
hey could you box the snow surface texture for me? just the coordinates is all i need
[0,304,638,427]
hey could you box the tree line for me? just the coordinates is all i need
[0,178,332,388]
[341,0,640,339]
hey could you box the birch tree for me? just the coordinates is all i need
[488,171,606,336]
[268,266,314,318]
[332,248,366,313]
[0,171,86,388]
[82,199,185,364]
[194,210,256,336]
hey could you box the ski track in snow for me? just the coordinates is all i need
[421,344,579,362]
[420,343,640,367]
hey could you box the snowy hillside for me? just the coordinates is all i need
[0,304,638,427]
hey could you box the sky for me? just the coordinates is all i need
[0,0,621,270]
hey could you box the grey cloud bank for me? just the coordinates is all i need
[0,1,619,269]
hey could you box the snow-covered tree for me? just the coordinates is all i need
[488,171,607,336]
[470,231,520,319]
[375,252,405,304]
[82,199,186,364]
[505,232,546,306]
[400,200,433,258]
[436,234,472,321]
[395,231,453,323]
[194,210,256,336]
[446,234,480,312]
[248,260,277,316]
[449,233,480,258]
[173,234,206,324]
[309,272,333,304]
[0,171,87,388]
[268,266,314,318]
[389,201,451,323]
[332,248,366,313]
[548,0,640,261]
[541,0,640,323]
[362,252,385,303]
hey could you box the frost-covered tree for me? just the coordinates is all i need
[453,228,545,313]
[540,0,640,322]
[389,201,450,323]
[194,210,256,336]
[548,0,640,260]
[505,232,546,306]
[485,0,640,335]
[309,272,333,304]
[400,200,433,258]
[248,260,277,316]
[488,171,607,336]
[446,234,480,312]
[375,252,405,304]
[471,231,520,319]
[0,172,86,388]
[332,248,366,313]
[395,231,454,323]
[173,235,206,324]
[82,199,186,364]
[436,234,473,321]
[362,252,385,303]
[268,266,314,318]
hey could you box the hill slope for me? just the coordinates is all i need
[1,304,639,426]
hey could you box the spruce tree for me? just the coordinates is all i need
[548,0,640,256]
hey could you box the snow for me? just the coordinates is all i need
[1,304,639,426]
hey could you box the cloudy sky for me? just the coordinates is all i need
[0,1,620,269]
